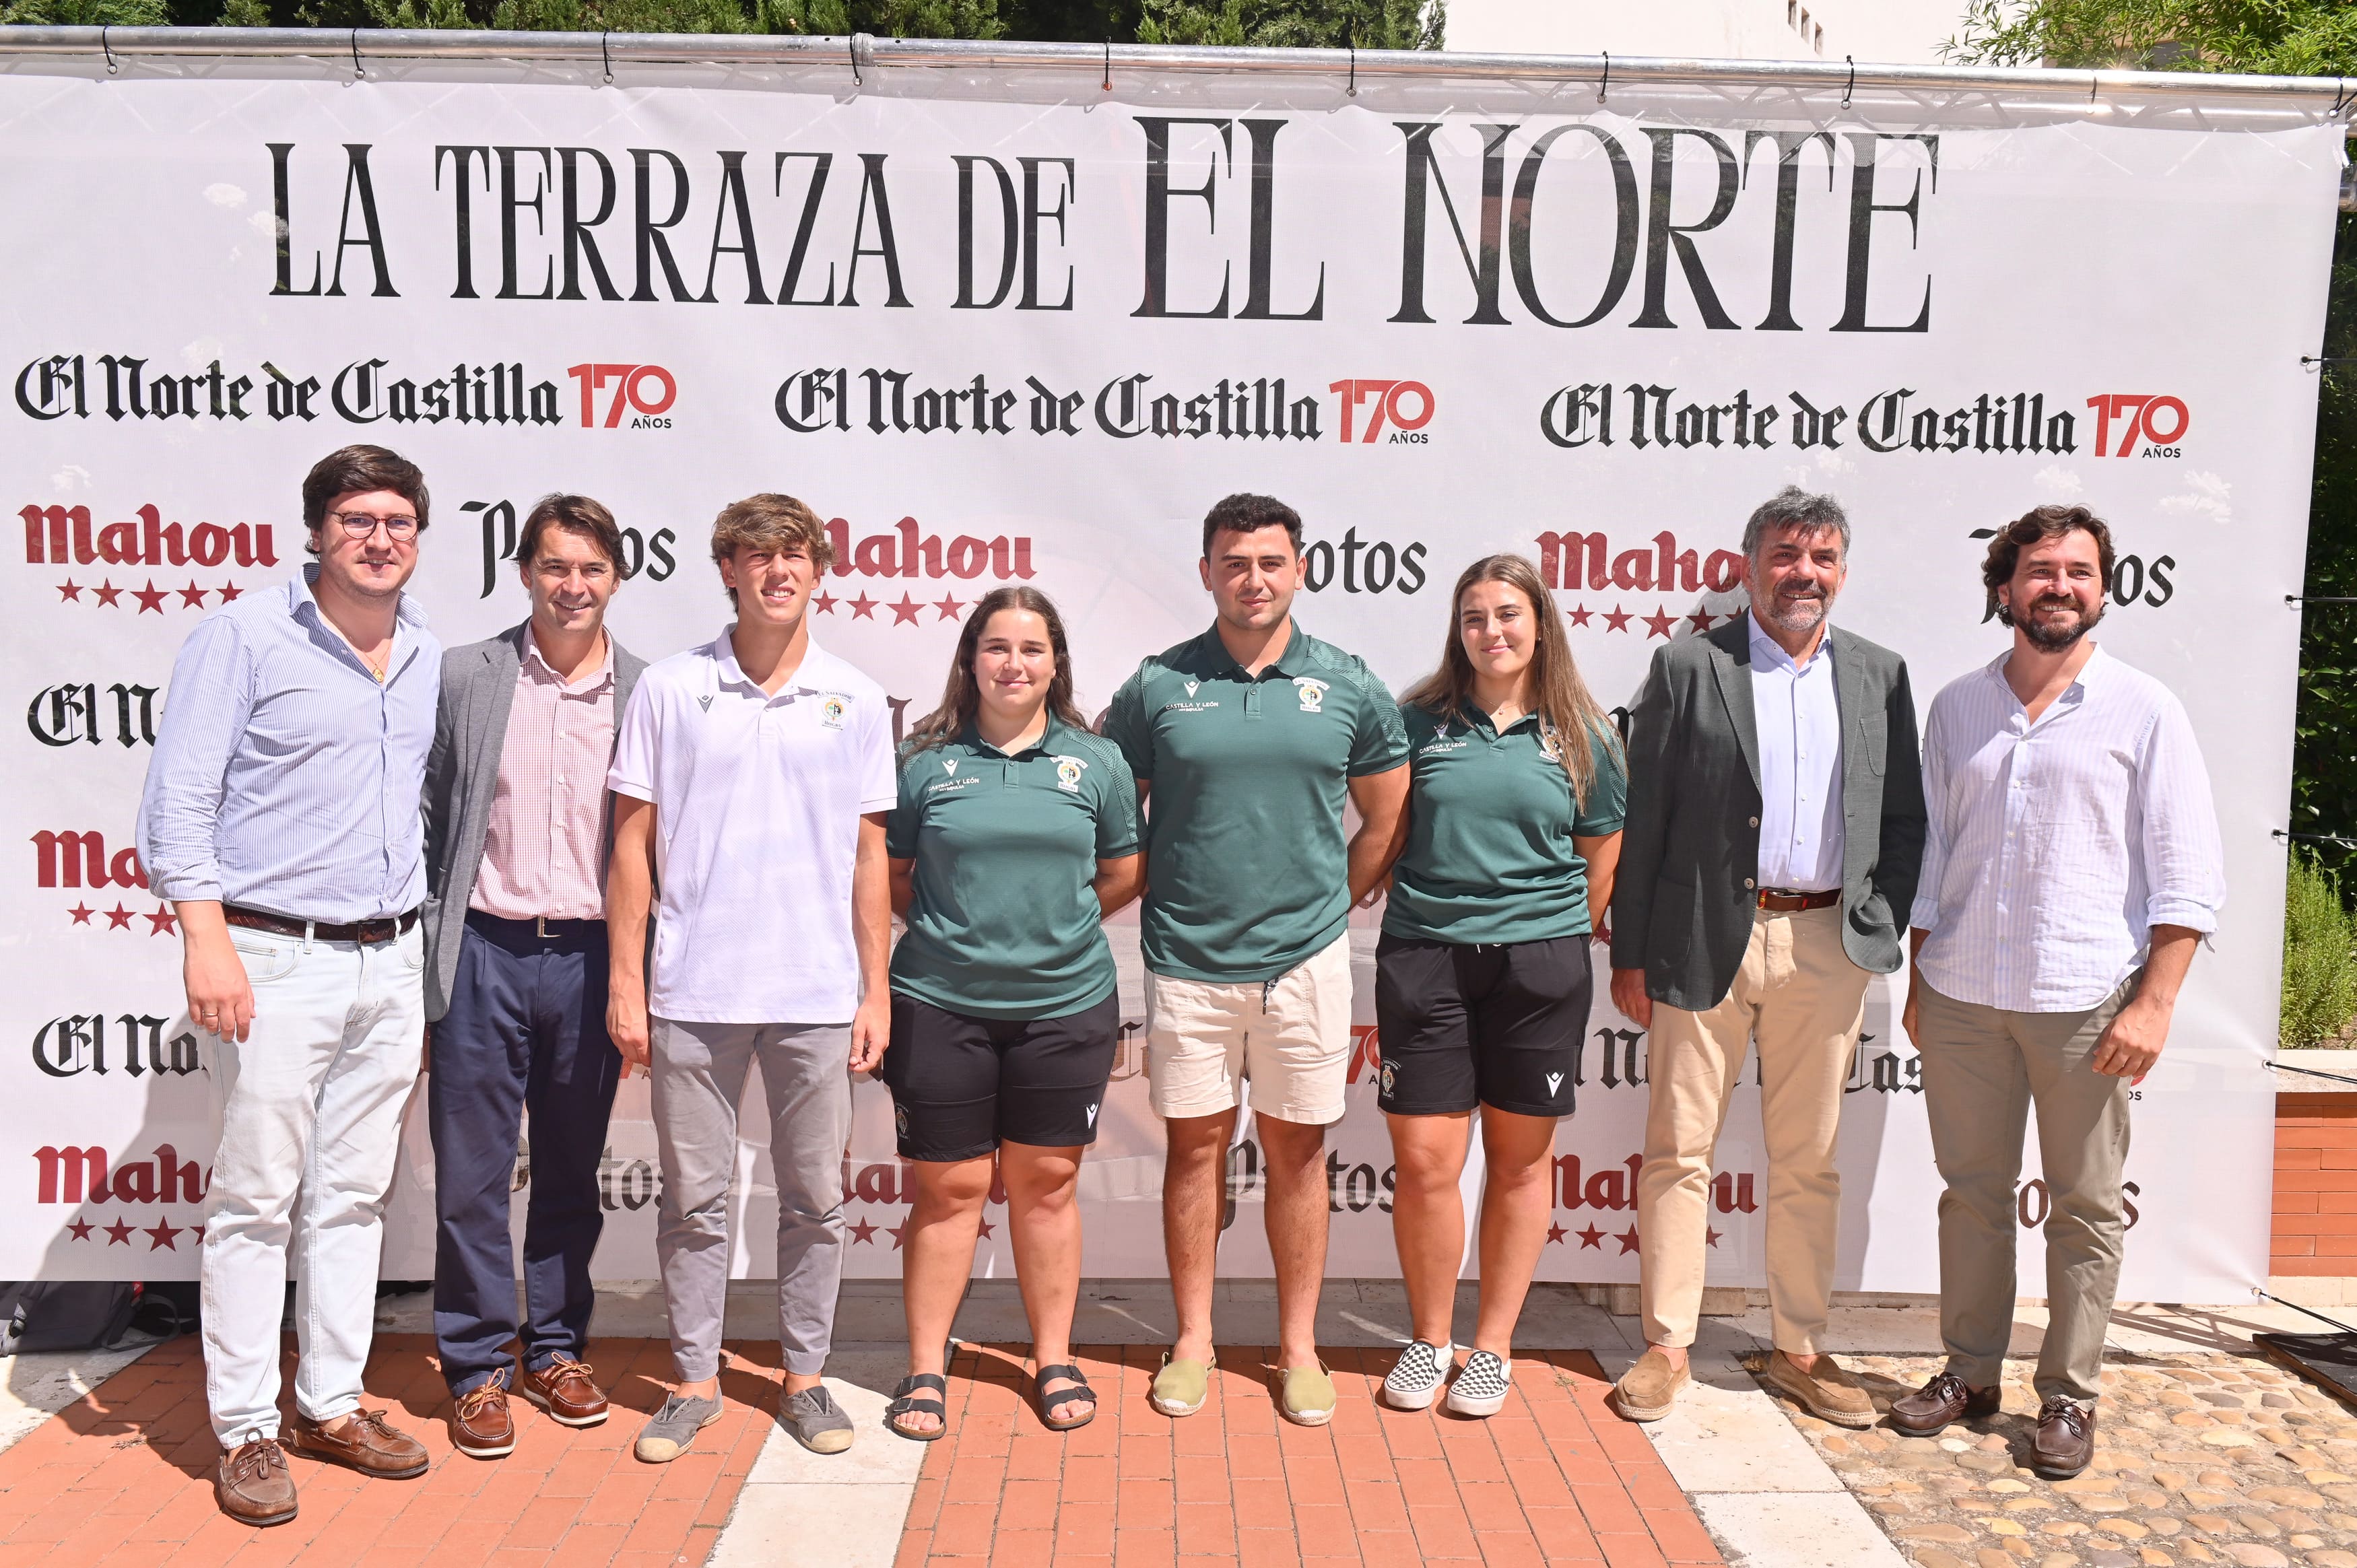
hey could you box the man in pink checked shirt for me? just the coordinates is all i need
[419,493,649,1462]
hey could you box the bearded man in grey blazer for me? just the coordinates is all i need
[1606,487,1925,1428]
[420,494,647,1461]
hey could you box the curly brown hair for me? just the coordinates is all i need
[1981,505,2116,626]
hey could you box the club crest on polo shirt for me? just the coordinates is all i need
[1294,677,1329,713]
[1053,755,1088,792]
[819,695,849,728]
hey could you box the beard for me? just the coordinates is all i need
[2016,592,2103,651]
[1756,588,1831,636]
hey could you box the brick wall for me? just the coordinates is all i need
[2276,1092,2357,1276]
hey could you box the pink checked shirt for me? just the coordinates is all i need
[468,629,616,922]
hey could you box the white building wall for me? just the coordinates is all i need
[1442,0,1961,67]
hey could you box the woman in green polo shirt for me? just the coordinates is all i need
[878,585,1143,1443]
[1374,552,1627,1419]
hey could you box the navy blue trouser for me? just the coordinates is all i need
[430,913,620,1397]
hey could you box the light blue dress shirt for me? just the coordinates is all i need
[137,566,440,922]
[1749,611,1845,893]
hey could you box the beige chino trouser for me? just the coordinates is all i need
[1637,906,1867,1354]
[1915,976,2136,1407]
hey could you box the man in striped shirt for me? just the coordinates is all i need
[1891,505,2224,1478]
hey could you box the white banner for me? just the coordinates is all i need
[0,50,2335,1302]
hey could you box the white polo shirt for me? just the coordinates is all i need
[607,629,895,1024]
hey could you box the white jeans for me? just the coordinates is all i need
[201,922,426,1447]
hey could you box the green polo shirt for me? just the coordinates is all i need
[1383,702,1628,946]
[886,718,1139,1019]
[1104,620,1408,983]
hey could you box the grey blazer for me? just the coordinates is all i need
[420,622,646,1022]
[1607,616,1926,1014]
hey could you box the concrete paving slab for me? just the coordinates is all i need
[1696,1491,1913,1568]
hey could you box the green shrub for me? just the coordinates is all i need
[2284,849,2357,1048]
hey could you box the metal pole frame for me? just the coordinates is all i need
[0,26,2350,109]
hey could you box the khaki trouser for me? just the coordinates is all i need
[1637,906,1867,1353]
[1915,975,2136,1406]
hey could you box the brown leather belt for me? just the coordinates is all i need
[224,904,422,945]
[1756,888,1840,912]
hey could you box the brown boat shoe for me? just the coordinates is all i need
[283,1408,430,1479]
[521,1355,610,1427]
[451,1374,517,1460]
[214,1437,298,1526]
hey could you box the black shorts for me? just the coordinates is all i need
[879,992,1121,1161]
[1372,932,1593,1117]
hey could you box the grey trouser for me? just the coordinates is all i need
[650,1017,853,1380]
[1915,975,2137,1406]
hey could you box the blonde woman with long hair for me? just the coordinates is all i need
[1372,553,1626,1417]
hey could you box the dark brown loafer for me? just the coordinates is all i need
[284,1408,429,1479]
[451,1376,516,1459]
[521,1355,610,1427]
[1889,1371,2003,1435]
[2032,1396,2096,1477]
[215,1437,298,1526]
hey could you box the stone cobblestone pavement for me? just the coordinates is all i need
[1757,1351,2357,1568]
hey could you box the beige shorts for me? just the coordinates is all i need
[1142,932,1353,1126]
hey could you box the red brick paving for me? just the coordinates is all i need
[0,1332,780,1567]
[896,1343,1725,1568]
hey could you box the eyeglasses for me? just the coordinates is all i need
[328,511,421,541]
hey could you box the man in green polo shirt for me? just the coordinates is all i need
[1103,492,1409,1427]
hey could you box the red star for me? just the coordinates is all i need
[1688,609,1716,634]
[1706,1227,1723,1248]
[886,1221,908,1250]
[57,580,81,603]
[849,594,878,620]
[92,580,122,608]
[177,582,208,609]
[1546,1223,1568,1246]
[849,1218,877,1245]
[144,1220,180,1251]
[1615,1226,1641,1254]
[66,1218,92,1241]
[132,580,167,614]
[1602,605,1632,634]
[67,904,93,926]
[103,1219,133,1246]
[216,582,242,603]
[145,905,177,936]
[1642,607,1678,640]
[193,1226,205,1243]
[933,594,964,622]
[813,593,837,615]
[977,1218,995,1240]
[1566,605,1592,627]
[1577,1225,1605,1250]
[889,594,923,626]
[103,904,133,930]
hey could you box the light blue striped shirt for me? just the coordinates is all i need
[137,566,440,922]
[1911,647,2223,1013]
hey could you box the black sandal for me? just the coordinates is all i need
[886,1373,950,1441]
[1035,1363,1097,1432]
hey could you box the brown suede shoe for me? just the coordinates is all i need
[215,1437,298,1526]
[1762,1350,1878,1429]
[1612,1351,1691,1422]
[521,1355,610,1427]
[284,1408,429,1479]
[451,1377,516,1460]
[1888,1371,2003,1435]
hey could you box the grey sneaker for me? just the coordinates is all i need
[781,1385,855,1454]
[633,1394,723,1464]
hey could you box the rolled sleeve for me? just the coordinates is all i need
[2137,698,2225,935]
[137,615,255,904]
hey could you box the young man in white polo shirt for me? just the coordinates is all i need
[605,493,895,1461]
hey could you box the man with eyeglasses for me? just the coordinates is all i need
[139,445,443,1528]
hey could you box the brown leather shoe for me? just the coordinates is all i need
[2032,1396,2096,1477]
[1889,1371,2002,1435]
[215,1437,298,1526]
[1612,1351,1691,1422]
[284,1408,429,1479]
[451,1376,517,1459]
[1762,1350,1878,1429]
[521,1355,610,1427]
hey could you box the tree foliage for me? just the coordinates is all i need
[1137,0,1442,50]
[1944,0,2357,73]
